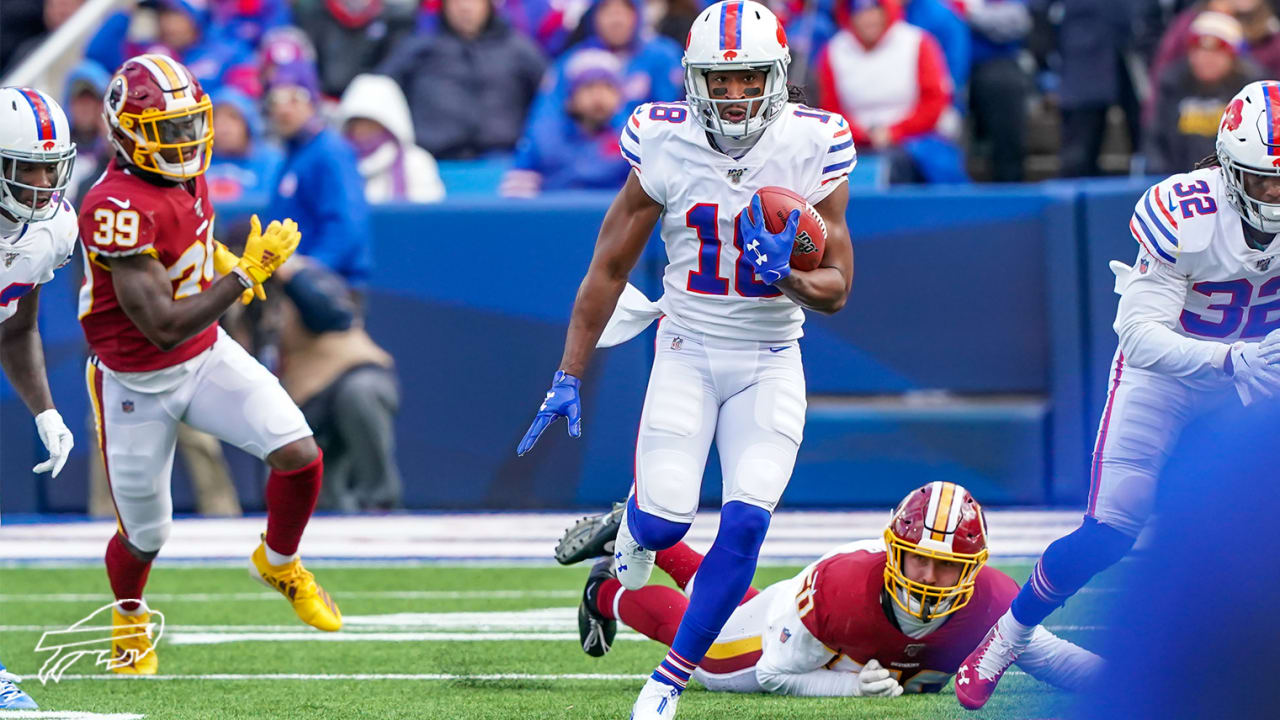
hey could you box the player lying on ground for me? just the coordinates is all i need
[0,85,79,711]
[957,80,1280,709]
[78,55,342,675]
[516,2,854,717]
[559,483,1102,699]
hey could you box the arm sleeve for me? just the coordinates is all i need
[888,34,951,143]
[1014,626,1105,692]
[1114,247,1230,377]
[755,578,858,697]
[280,265,357,335]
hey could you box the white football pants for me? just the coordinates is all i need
[632,319,806,524]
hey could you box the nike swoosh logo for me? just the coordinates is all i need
[106,197,130,209]
[1167,193,1176,214]
[768,346,790,353]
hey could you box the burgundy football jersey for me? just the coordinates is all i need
[79,159,218,372]
[798,548,1018,692]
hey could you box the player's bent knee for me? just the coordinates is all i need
[1041,517,1137,592]
[627,500,690,550]
[127,520,171,555]
[116,532,160,562]
[267,436,320,472]
[714,501,771,555]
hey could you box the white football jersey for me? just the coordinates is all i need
[620,101,856,342]
[0,200,77,324]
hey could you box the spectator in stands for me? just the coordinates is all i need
[1056,0,1140,177]
[653,0,703,50]
[257,25,320,97]
[269,258,402,512]
[294,0,417,97]
[64,61,112,204]
[1148,0,1258,109]
[338,74,446,203]
[903,0,971,94]
[1228,0,1280,75]
[85,0,256,94]
[500,49,632,196]
[533,0,684,126]
[266,61,373,285]
[207,88,285,205]
[210,0,293,48]
[1145,12,1262,175]
[815,0,967,183]
[415,0,571,55]
[378,0,546,159]
[6,0,83,70]
[0,1,43,73]
[966,0,1033,182]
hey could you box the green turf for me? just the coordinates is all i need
[0,563,1101,719]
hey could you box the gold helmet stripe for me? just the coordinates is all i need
[929,481,956,542]
[138,54,187,100]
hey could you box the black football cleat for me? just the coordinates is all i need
[555,501,624,565]
[578,557,618,657]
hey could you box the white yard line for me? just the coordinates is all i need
[42,671,1036,683]
[0,590,578,603]
[0,713,144,719]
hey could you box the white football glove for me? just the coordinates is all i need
[854,659,904,698]
[1225,340,1280,406]
[33,408,73,477]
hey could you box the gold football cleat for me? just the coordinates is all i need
[110,607,158,675]
[250,536,342,632]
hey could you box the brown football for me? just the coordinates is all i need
[754,186,827,271]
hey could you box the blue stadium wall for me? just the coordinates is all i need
[0,181,1152,514]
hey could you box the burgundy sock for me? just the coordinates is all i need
[598,581,689,647]
[105,534,152,612]
[655,541,704,590]
[264,450,323,556]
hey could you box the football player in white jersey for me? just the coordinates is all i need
[956,80,1280,709]
[0,86,79,710]
[516,2,855,717]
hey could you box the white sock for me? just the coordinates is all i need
[115,599,150,617]
[997,609,1035,648]
[265,544,298,566]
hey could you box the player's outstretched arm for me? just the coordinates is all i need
[775,182,853,314]
[516,172,661,456]
[560,172,663,376]
[110,254,253,352]
[0,286,74,476]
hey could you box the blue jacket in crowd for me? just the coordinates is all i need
[904,0,971,90]
[269,122,373,285]
[206,89,285,206]
[512,113,631,192]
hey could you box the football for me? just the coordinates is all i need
[754,186,827,271]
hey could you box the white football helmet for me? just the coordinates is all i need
[0,87,75,222]
[683,0,791,139]
[1216,80,1280,234]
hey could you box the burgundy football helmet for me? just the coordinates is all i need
[103,54,213,180]
[883,482,990,621]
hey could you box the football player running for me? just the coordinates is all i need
[560,484,1102,699]
[78,55,340,675]
[516,2,855,716]
[0,86,78,711]
[957,80,1280,709]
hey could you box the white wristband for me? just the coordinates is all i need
[230,266,254,289]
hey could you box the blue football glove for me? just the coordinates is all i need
[517,370,582,456]
[738,194,801,285]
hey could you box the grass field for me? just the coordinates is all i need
[0,562,1101,719]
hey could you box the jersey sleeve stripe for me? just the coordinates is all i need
[1141,191,1179,247]
[624,124,640,145]
[1130,217,1175,263]
[822,158,854,174]
[833,127,850,138]
[620,145,641,166]
[1151,187,1180,229]
[828,138,853,154]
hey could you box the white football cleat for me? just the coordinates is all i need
[612,510,655,590]
[630,677,680,719]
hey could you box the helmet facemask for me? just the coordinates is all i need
[111,97,213,180]
[1218,143,1280,234]
[684,60,789,139]
[883,527,988,622]
[0,147,76,222]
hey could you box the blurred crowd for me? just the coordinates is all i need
[2,0,1279,192]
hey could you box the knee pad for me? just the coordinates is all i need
[713,501,772,557]
[126,520,170,555]
[1041,517,1137,593]
[627,496,690,550]
[117,533,160,563]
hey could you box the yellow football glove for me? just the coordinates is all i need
[239,214,302,285]
[212,241,264,305]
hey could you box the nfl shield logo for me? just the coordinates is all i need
[1257,257,1274,272]
[3,252,16,268]
[121,400,135,414]
[779,627,792,644]
[1139,257,1150,274]
[671,337,683,351]
[727,168,746,185]
[904,643,926,658]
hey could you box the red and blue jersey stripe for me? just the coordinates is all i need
[719,1,742,50]
[17,88,56,142]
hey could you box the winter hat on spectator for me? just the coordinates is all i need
[266,61,322,104]
[1188,11,1243,54]
[837,0,901,29]
[566,49,624,94]
[145,0,211,26]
